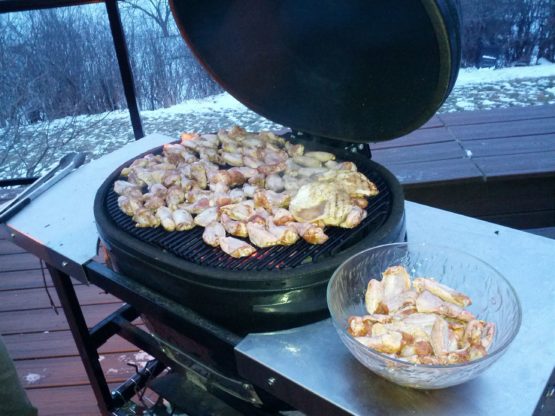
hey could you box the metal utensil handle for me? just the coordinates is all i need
[0,154,75,214]
[0,197,31,224]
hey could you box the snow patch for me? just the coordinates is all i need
[455,100,476,110]
[456,63,555,86]
[133,351,154,365]
[142,93,246,118]
[25,373,42,384]
[106,368,119,374]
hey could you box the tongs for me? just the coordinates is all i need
[0,152,87,223]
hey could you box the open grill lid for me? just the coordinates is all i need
[169,0,461,143]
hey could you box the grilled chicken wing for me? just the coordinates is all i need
[172,209,195,231]
[194,207,219,227]
[143,194,165,210]
[117,195,143,216]
[166,185,186,208]
[340,206,367,228]
[219,237,256,258]
[221,213,248,238]
[114,180,141,196]
[253,190,291,212]
[133,208,160,228]
[267,222,299,245]
[293,155,322,168]
[272,208,294,225]
[288,222,329,244]
[265,174,285,192]
[219,201,255,221]
[318,170,378,198]
[202,221,226,247]
[304,151,335,162]
[156,207,176,232]
[246,222,279,248]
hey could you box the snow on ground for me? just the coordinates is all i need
[455,61,555,86]
[1,63,554,179]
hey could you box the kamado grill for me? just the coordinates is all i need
[95,137,405,333]
[92,0,461,411]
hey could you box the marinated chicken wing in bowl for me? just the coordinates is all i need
[327,242,521,389]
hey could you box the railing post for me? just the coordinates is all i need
[105,0,145,140]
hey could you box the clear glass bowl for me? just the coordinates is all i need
[327,242,522,389]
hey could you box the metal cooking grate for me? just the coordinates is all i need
[105,165,392,271]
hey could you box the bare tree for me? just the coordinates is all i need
[121,0,173,37]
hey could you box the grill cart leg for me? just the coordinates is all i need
[47,265,114,415]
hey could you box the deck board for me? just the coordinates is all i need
[372,104,555,229]
[0,285,120,312]
[5,330,144,361]
[0,104,554,415]
[0,269,54,291]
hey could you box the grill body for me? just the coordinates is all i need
[94,140,405,334]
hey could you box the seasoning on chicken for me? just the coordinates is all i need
[193,207,219,227]
[288,222,329,244]
[132,208,160,228]
[220,213,248,238]
[220,201,255,221]
[202,221,226,247]
[304,151,335,162]
[118,195,142,216]
[413,277,472,307]
[348,265,495,366]
[156,207,176,232]
[116,125,380,257]
[265,174,285,192]
[172,209,195,231]
[267,222,299,245]
[289,182,352,226]
[246,222,280,248]
[272,208,294,225]
[114,180,141,196]
[219,237,256,258]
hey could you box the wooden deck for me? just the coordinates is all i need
[0,227,143,415]
[0,104,554,415]
[372,104,555,229]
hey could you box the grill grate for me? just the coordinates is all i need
[105,163,392,271]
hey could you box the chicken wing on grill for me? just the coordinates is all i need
[219,201,255,221]
[202,221,226,247]
[117,125,382,257]
[172,209,195,231]
[156,207,176,232]
[113,180,141,196]
[194,207,219,227]
[221,213,248,238]
[133,208,160,228]
[246,222,280,248]
[117,195,143,216]
[219,237,256,258]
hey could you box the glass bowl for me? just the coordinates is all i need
[327,242,521,389]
